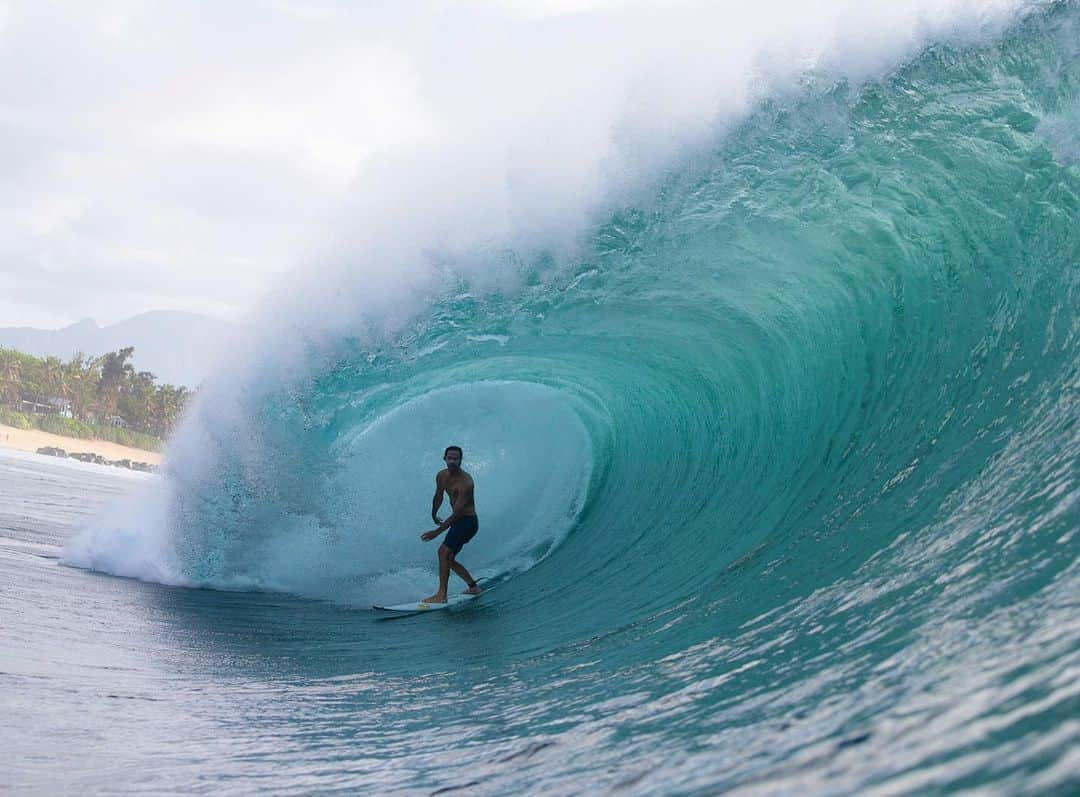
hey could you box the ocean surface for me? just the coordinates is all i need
[6,4,1080,795]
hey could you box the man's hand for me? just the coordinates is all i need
[421,529,441,542]
[432,514,444,525]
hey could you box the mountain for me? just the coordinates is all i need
[0,311,237,388]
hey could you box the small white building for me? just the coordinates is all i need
[19,399,52,416]
[47,398,74,418]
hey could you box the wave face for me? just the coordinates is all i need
[64,5,1078,793]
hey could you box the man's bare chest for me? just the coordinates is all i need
[444,477,471,504]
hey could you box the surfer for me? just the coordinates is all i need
[420,445,481,603]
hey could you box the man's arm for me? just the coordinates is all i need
[421,478,474,541]
[431,473,445,524]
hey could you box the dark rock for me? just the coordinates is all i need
[70,452,107,465]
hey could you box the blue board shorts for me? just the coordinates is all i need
[444,515,479,554]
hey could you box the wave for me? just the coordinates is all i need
[59,4,1080,789]
[65,2,1079,617]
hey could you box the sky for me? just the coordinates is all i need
[1,1,437,327]
[1,0,1028,331]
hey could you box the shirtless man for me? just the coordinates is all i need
[420,445,481,603]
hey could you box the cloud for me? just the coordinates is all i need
[0,1,429,326]
[1,0,1031,330]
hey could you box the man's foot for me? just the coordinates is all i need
[464,584,482,595]
[421,594,447,604]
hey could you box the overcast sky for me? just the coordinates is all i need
[1,2,430,327]
[1,0,1027,330]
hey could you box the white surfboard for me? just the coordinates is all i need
[373,592,479,614]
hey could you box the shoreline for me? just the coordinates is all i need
[0,423,162,466]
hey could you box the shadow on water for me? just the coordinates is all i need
[74,564,513,682]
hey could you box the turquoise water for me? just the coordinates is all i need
[13,4,1078,794]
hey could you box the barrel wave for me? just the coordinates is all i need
[64,6,1078,794]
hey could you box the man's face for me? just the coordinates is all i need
[444,450,462,470]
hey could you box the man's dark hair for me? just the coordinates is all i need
[444,445,463,458]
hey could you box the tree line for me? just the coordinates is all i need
[0,346,192,445]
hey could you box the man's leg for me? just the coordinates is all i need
[449,559,481,594]
[422,544,453,603]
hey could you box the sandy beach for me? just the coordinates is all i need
[0,423,162,465]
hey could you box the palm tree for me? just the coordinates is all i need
[65,353,93,421]
[0,349,20,407]
[95,347,135,418]
[152,384,190,438]
[41,356,68,408]
[121,370,157,433]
